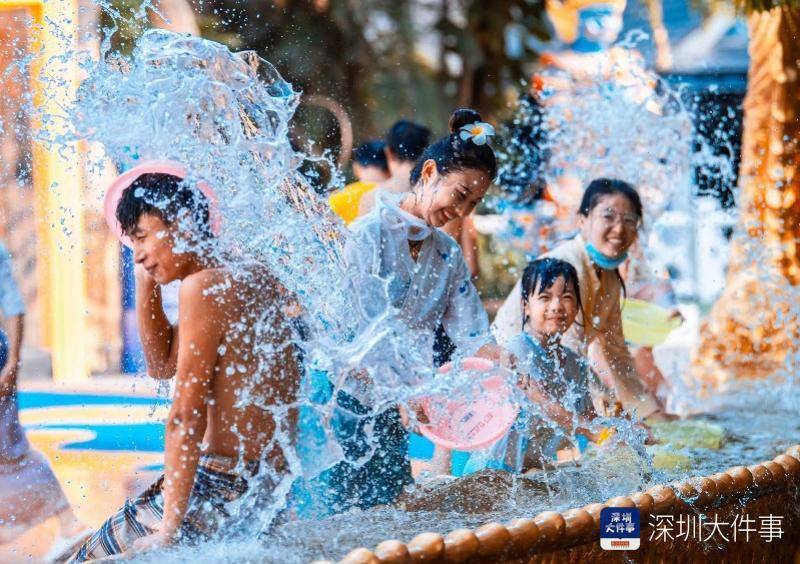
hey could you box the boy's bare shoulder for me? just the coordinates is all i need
[180,265,283,303]
[179,268,230,299]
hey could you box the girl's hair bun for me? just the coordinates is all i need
[448,108,483,134]
[409,107,498,185]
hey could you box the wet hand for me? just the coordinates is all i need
[645,409,678,423]
[0,361,18,398]
[131,531,173,553]
[135,263,157,289]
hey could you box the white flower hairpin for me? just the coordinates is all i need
[458,121,495,145]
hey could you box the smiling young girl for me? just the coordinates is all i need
[465,258,606,473]
[494,178,671,421]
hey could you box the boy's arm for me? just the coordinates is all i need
[136,266,179,379]
[160,273,223,541]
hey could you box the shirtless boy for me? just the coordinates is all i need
[71,171,299,560]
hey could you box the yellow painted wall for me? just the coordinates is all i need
[0,0,89,383]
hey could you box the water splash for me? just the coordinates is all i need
[10,13,783,563]
[493,37,733,272]
[68,29,487,540]
[65,25,668,554]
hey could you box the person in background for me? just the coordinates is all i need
[329,140,390,226]
[356,119,431,217]
[0,241,88,556]
[351,140,390,184]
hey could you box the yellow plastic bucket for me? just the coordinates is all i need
[621,298,682,347]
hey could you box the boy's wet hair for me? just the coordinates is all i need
[521,258,582,325]
[578,177,643,219]
[116,172,212,239]
[409,108,498,185]
[353,140,389,171]
[386,119,431,162]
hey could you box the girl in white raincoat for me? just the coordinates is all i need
[300,109,503,513]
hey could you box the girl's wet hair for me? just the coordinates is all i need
[409,108,498,185]
[353,140,389,171]
[386,119,431,162]
[116,172,212,239]
[578,178,643,219]
[521,258,582,325]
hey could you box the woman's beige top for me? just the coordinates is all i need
[492,235,659,417]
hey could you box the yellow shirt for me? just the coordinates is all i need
[329,181,377,225]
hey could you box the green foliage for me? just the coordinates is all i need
[100,0,551,163]
[99,0,153,55]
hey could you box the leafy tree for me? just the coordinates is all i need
[184,0,547,141]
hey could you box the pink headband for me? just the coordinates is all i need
[104,160,222,248]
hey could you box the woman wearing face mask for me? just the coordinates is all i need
[493,178,673,422]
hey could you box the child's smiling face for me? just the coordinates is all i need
[524,275,579,341]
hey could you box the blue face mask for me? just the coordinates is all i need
[586,242,627,270]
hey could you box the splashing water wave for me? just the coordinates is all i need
[70,29,494,541]
[48,27,770,564]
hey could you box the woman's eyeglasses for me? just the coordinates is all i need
[597,208,640,230]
